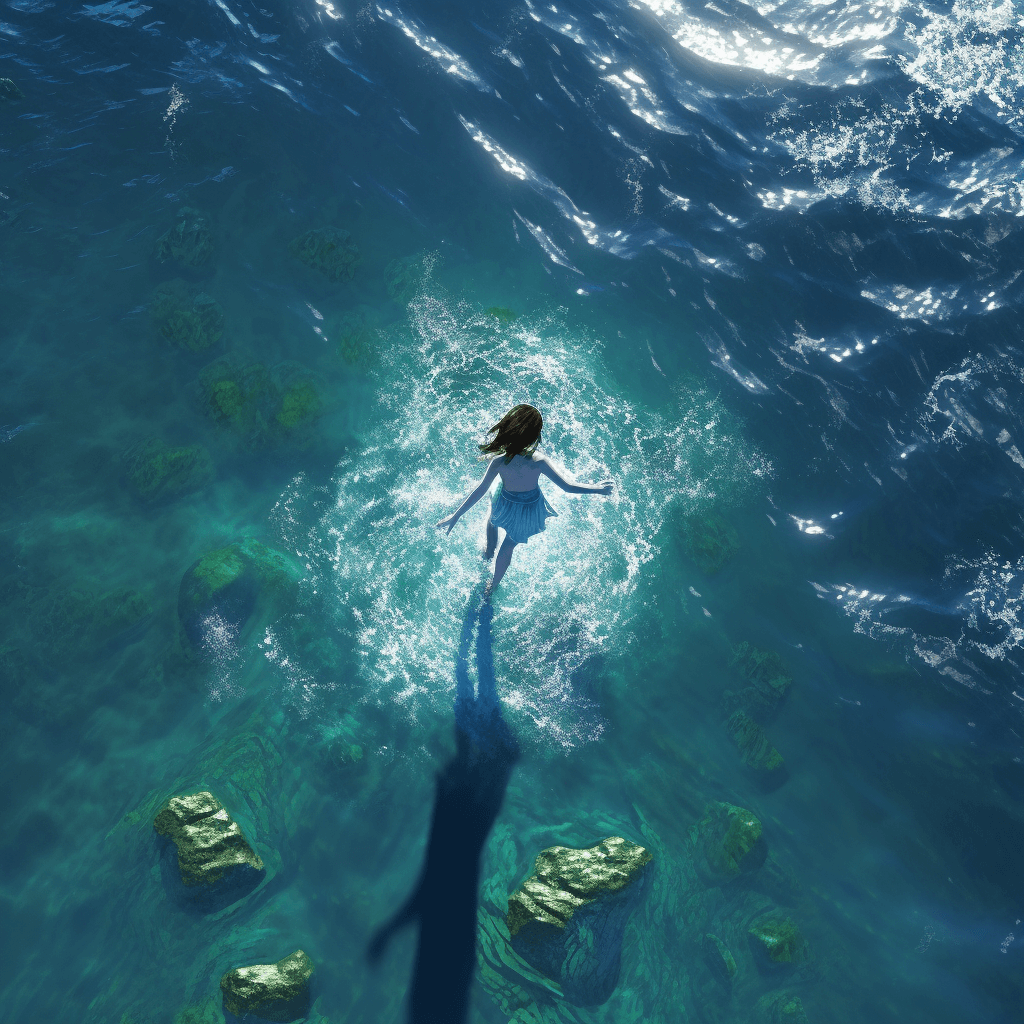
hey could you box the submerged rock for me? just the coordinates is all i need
[726,710,786,781]
[327,307,380,366]
[0,78,24,102]
[506,836,652,1006]
[692,801,766,882]
[485,306,518,324]
[172,997,224,1024]
[220,949,315,1022]
[289,226,360,282]
[122,438,213,502]
[33,585,151,661]
[748,915,809,970]
[155,207,213,268]
[151,279,224,352]
[757,991,811,1023]
[384,254,424,303]
[724,641,792,722]
[177,537,301,651]
[154,791,264,896]
[682,511,739,574]
[702,933,737,984]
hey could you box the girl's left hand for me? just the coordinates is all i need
[436,515,459,535]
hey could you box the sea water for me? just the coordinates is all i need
[3,0,1024,1022]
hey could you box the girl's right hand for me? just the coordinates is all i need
[597,481,614,496]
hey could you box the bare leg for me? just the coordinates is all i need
[485,536,518,600]
[483,521,498,561]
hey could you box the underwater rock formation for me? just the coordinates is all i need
[682,511,739,574]
[0,78,24,102]
[154,791,264,895]
[724,642,793,723]
[155,207,213,268]
[702,932,737,984]
[122,438,213,503]
[691,802,766,882]
[384,254,424,303]
[220,949,315,1022]
[486,306,518,324]
[726,710,786,782]
[327,306,380,366]
[289,226,361,282]
[757,991,811,1023]
[151,279,224,352]
[176,537,302,652]
[33,585,151,661]
[748,915,809,971]
[197,359,324,450]
[506,836,652,1006]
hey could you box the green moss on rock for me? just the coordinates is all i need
[198,360,278,448]
[693,801,764,880]
[748,916,808,968]
[328,308,380,366]
[276,379,322,430]
[757,991,811,1023]
[725,641,793,722]
[702,933,737,982]
[151,279,224,352]
[289,226,361,282]
[220,949,315,1022]
[683,511,739,573]
[486,306,518,323]
[154,207,213,268]
[727,710,785,776]
[123,438,213,502]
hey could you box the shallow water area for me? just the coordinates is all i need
[4,1,1024,1023]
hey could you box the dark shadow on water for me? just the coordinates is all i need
[368,588,521,1024]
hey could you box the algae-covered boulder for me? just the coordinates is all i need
[702,933,737,984]
[758,991,811,1023]
[289,226,360,282]
[726,710,786,782]
[485,306,518,324]
[384,254,424,303]
[155,207,213,268]
[692,801,765,882]
[152,279,224,352]
[154,791,264,901]
[724,641,792,722]
[683,511,739,574]
[0,78,24,102]
[122,438,213,502]
[220,949,315,1022]
[327,307,380,366]
[748,915,808,970]
[274,364,323,436]
[177,537,301,651]
[507,836,652,1006]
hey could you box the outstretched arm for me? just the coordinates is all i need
[436,459,500,535]
[538,456,613,496]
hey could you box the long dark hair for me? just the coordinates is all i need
[479,404,543,464]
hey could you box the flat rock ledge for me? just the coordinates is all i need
[154,791,264,892]
[506,836,652,1007]
[220,949,315,1022]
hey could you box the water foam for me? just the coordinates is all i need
[277,276,769,750]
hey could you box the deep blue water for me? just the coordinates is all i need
[4,0,1024,1021]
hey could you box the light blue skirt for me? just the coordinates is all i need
[490,484,557,544]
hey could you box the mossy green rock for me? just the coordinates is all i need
[289,226,360,282]
[683,511,739,573]
[152,279,224,352]
[177,537,301,650]
[220,949,315,1022]
[123,438,213,502]
[485,306,518,323]
[198,360,278,448]
[702,933,737,983]
[154,791,264,886]
[276,379,322,430]
[726,641,793,722]
[758,991,810,1023]
[748,916,808,968]
[154,206,213,268]
[693,801,764,881]
[328,308,379,366]
[727,710,785,777]
[507,836,652,1006]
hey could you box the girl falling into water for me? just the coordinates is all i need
[436,404,613,599]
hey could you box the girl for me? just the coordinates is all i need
[436,404,613,599]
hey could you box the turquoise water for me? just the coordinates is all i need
[4,1,1024,1022]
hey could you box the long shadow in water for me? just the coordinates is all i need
[368,590,521,1024]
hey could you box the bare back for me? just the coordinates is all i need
[493,453,544,492]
